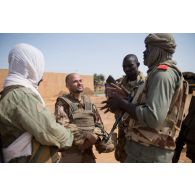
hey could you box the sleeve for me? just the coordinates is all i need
[15,92,73,149]
[92,104,104,129]
[136,69,179,128]
[54,99,70,126]
[55,98,89,146]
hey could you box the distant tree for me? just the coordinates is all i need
[93,73,105,86]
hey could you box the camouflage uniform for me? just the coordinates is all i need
[0,86,73,163]
[114,72,145,162]
[55,94,114,163]
[124,34,189,163]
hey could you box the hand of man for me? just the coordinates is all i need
[78,132,98,151]
[101,95,126,113]
[105,83,128,99]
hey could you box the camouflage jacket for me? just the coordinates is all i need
[116,71,146,101]
[126,60,187,150]
[115,71,146,126]
[55,94,106,144]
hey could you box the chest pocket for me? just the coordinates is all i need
[58,95,95,130]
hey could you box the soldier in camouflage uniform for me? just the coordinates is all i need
[0,43,73,163]
[107,54,145,162]
[55,73,114,163]
[102,34,188,163]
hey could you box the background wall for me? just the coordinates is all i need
[0,69,94,98]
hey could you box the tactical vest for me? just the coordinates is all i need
[57,95,95,131]
[0,85,59,163]
[117,72,145,99]
[125,64,192,150]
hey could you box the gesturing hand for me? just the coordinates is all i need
[101,95,125,113]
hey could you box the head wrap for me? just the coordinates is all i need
[145,33,176,54]
[144,33,176,67]
[4,43,45,105]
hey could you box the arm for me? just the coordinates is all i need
[54,99,70,126]
[92,104,104,129]
[136,69,180,128]
[101,96,137,120]
[14,90,73,149]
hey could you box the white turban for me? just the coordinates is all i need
[4,43,45,105]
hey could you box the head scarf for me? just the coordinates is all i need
[4,43,45,105]
[144,33,176,67]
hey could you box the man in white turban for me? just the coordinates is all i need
[0,43,73,163]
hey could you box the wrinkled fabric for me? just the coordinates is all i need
[145,33,176,54]
[3,132,32,163]
[144,34,176,67]
[0,87,73,149]
[114,72,146,162]
[4,43,45,105]
[125,140,174,163]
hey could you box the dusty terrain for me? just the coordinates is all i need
[45,95,191,163]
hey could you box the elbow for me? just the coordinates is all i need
[147,119,161,129]
[144,113,165,129]
[146,116,164,129]
[136,106,165,129]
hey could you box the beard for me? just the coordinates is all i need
[74,87,84,93]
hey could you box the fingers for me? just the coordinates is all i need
[110,83,122,90]
[101,100,107,104]
[100,104,108,110]
[104,108,110,114]
[100,102,112,113]
[101,100,109,112]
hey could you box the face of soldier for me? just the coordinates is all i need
[123,57,139,81]
[143,45,150,66]
[143,44,160,67]
[67,74,84,94]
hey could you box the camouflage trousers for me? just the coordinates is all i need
[60,146,96,163]
[124,140,174,163]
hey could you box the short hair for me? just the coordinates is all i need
[123,54,140,66]
[65,73,78,85]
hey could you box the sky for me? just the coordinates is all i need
[1,0,195,194]
[0,33,195,80]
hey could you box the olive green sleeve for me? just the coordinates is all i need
[14,89,73,148]
[136,69,180,128]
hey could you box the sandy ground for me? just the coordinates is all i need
[45,95,192,163]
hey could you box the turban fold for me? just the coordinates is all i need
[145,33,176,54]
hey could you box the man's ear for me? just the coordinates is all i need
[137,62,140,67]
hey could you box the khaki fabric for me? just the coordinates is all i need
[0,86,73,148]
[29,138,60,163]
[59,146,96,163]
[0,86,73,162]
[55,94,115,162]
[145,33,176,54]
[126,62,186,150]
[144,34,176,67]
[125,140,174,163]
[114,72,146,162]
